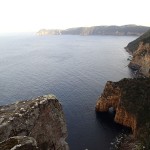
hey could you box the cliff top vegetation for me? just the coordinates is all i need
[115,78,150,148]
[126,29,150,53]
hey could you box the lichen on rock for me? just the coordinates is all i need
[0,136,38,150]
[0,94,69,150]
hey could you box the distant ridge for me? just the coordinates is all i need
[37,25,150,36]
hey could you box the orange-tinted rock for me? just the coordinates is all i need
[96,80,138,135]
[0,94,69,150]
[96,77,150,147]
[128,42,150,77]
[114,107,137,136]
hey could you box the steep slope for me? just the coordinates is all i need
[96,78,150,149]
[128,41,150,77]
[78,25,149,36]
[125,29,150,53]
[125,30,150,77]
[0,94,69,150]
[37,25,150,36]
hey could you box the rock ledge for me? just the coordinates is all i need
[0,94,69,150]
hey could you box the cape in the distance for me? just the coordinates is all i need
[37,24,150,36]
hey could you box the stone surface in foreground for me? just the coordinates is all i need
[0,94,69,150]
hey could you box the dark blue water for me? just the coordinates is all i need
[0,34,136,150]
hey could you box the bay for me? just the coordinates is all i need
[0,34,136,150]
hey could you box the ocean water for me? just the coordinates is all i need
[0,34,137,150]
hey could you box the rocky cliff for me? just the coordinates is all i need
[37,25,150,36]
[0,94,69,150]
[0,136,38,150]
[128,42,150,77]
[125,29,150,77]
[125,29,150,53]
[96,78,150,148]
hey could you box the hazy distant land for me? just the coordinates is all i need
[37,25,150,36]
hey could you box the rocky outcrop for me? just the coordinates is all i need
[0,94,69,150]
[128,41,150,77]
[95,80,137,135]
[125,29,150,53]
[125,29,150,77]
[37,25,150,36]
[96,78,150,143]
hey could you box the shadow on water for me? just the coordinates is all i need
[95,108,132,149]
[95,107,132,134]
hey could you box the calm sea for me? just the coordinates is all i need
[0,34,137,150]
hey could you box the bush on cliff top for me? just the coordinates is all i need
[116,78,150,148]
[126,29,150,53]
[117,78,150,124]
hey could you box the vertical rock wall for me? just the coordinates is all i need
[0,94,69,150]
[96,81,137,135]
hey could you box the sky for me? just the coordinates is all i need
[0,0,150,33]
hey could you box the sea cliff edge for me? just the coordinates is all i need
[0,94,69,150]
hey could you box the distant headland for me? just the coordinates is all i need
[37,25,150,36]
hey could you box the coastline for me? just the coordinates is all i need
[96,33,150,149]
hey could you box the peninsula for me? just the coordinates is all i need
[37,25,150,36]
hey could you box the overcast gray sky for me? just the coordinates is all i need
[0,0,150,33]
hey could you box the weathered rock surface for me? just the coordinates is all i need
[119,135,140,150]
[125,29,150,77]
[128,42,150,77]
[0,136,38,150]
[0,94,69,150]
[37,29,62,35]
[95,78,150,148]
[95,80,137,135]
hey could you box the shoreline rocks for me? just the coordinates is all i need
[128,42,150,77]
[0,136,38,150]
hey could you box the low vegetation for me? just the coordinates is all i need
[126,29,150,53]
[116,78,150,148]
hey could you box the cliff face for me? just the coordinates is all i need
[95,80,137,135]
[128,42,150,77]
[37,25,150,36]
[0,94,69,150]
[96,78,150,146]
[125,29,150,53]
